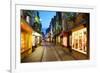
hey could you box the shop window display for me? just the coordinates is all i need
[21,33,25,49]
[21,33,25,53]
[79,32,82,50]
[72,28,87,54]
[73,32,78,49]
[83,31,87,52]
[21,32,27,53]
[69,35,72,46]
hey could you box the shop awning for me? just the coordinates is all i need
[60,31,68,37]
[32,31,42,37]
[21,18,33,33]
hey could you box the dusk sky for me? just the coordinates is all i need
[39,11,56,34]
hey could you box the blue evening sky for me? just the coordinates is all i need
[39,11,56,33]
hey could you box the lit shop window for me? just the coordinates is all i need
[21,33,25,49]
[32,36,35,47]
[63,36,67,47]
[28,34,32,48]
[37,37,40,44]
[69,35,72,46]
[26,34,32,49]
[58,36,61,43]
[72,28,87,54]
[21,33,26,53]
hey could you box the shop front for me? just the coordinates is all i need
[32,31,42,49]
[21,18,33,60]
[60,31,68,47]
[72,25,87,54]
[57,35,61,44]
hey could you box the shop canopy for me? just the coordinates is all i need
[60,31,68,37]
[32,31,42,37]
[21,18,33,33]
